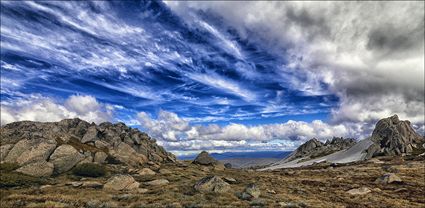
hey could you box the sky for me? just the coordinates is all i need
[1,1,424,155]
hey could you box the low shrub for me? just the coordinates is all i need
[0,172,45,188]
[72,163,106,177]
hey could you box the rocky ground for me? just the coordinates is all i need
[1,156,424,208]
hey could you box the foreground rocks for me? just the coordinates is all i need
[375,173,403,184]
[193,176,230,193]
[0,118,176,177]
[239,184,261,200]
[103,175,140,191]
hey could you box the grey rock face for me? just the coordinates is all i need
[16,142,57,166]
[16,161,54,177]
[369,115,424,156]
[49,144,84,174]
[239,184,261,200]
[192,151,219,166]
[0,118,176,172]
[81,125,99,143]
[193,176,230,193]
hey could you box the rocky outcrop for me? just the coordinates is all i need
[0,118,176,177]
[367,115,424,156]
[192,151,219,166]
[193,176,230,193]
[282,137,356,163]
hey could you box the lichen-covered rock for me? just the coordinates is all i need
[193,176,230,193]
[347,187,371,195]
[16,142,57,165]
[239,184,261,200]
[16,161,54,177]
[0,144,14,161]
[4,140,33,163]
[49,144,84,174]
[104,175,139,191]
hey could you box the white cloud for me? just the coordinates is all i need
[137,110,367,151]
[1,94,114,125]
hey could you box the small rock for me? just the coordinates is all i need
[137,188,149,193]
[81,181,103,189]
[66,181,83,187]
[138,168,156,176]
[112,194,137,201]
[375,173,402,184]
[347,187,371,195]
[145,179,169,186]
[104,175,139,191]
[394,188,408,192]
[266,189,276,194]
[337,177,344,181]
[279,201,307,208]
[159,169,172,174]
[318,187,326,192]
[39,185,52,190]
[372,188,382,192]
[223,177,237,184]
[382,165,398,173]
[239,184,260,200]
[193,176,230,193]
[224,163,232,169]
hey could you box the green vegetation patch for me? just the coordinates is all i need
[72,163,106,177]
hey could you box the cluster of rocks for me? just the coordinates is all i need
[282,137,356,163]
[0,118,176,177]
[366,115,425,157]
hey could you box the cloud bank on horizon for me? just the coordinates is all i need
[1,1,424,154]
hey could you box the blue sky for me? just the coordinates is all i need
[1,1,424,155]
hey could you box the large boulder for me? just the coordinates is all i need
[16,142,57,165]
[369,115,424,156]
[81,126,99,143]
[16,161,54,177]
[49,144,84,174]
[93,151,108,164]
[192,151,219,166]
[109,142,148,167]
[104,175,140,191]
[193,176,230,193]
[4,140,33,163]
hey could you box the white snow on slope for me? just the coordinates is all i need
[260,138,374,170]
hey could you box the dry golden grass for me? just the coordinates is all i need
[0,157,424,208]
